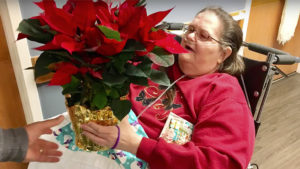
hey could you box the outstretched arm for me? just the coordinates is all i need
[0,115,64,162]
[0,127,28,162]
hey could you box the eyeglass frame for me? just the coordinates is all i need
[182,24,226,46]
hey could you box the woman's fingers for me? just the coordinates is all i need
[84,122,103,133]
[82,123,120,148]
[82,131,107,146]
[82,122,115,136]
[81,123,98,134]
[81,117,142,153]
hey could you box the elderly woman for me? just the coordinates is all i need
[81,7,255,169]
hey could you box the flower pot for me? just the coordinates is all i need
[67,105,119,151]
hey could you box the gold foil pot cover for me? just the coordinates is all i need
[67,105,119,151]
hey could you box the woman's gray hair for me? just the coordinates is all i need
[197,7,245,76]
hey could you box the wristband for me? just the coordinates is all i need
[111,125,120,149]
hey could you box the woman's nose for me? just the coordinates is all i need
[185,31,197,42]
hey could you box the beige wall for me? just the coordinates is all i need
[244,0,299,78]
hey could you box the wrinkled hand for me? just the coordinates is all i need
[81,115,142,154]
[23,115,64,162]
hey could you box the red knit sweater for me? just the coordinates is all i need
[129,64,255,169]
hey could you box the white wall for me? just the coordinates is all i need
[147,0,246,22]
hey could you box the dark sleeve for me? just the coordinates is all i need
[0,128,29,162]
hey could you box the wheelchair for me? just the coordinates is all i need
[238,55,274,135]
[238,44,300,169]
[239,42,299,135]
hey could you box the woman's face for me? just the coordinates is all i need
[179,11,231,78]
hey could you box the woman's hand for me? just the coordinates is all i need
[81,115,142,154]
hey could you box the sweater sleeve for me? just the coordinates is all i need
[136,98,255,169]
[0,128,29,162]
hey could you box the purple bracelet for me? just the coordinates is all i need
[111,125,120,149]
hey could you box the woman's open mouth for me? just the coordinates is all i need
[185,45,194,52]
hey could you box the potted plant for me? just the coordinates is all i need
[17,0,187,151]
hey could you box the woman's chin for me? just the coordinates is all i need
[178,62,191,76]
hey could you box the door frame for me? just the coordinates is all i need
[0,0,43,123]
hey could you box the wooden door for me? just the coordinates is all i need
[244,0,300,78]
[0,16,28,169]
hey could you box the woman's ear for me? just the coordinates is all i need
[218,46,232,64]
[223,46,232,60]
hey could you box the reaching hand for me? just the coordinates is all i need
[81,115,142,154]
[23,115,64,162]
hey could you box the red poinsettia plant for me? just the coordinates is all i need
[17,0,187,120]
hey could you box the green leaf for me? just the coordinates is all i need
[17,19,54,43]
[136,0,146,6]
[125,64,148,77]
[110,100,132,120]
[34,50,73,79]
[113,52,133,73]
[92,82,104,94]
[129,76,148,86]
[62,76,81,95]
[40,25,56,35]
[149,69,170,86]
[90,83,107,109]
[105,87,120,99]
[92,93,107,110]
[102,71,128,87]
[114,81,130,97]
[97,25,121,41]
[66,93,81,107]
[151,27,160,32]
[122,39,145,52]
[137,57,152,76]
[124,56,152,77]
[34,52,59,79]
[148,47,174,67]
[47,51,72,60]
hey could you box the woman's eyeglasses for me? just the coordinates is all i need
[182,25,224,45]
